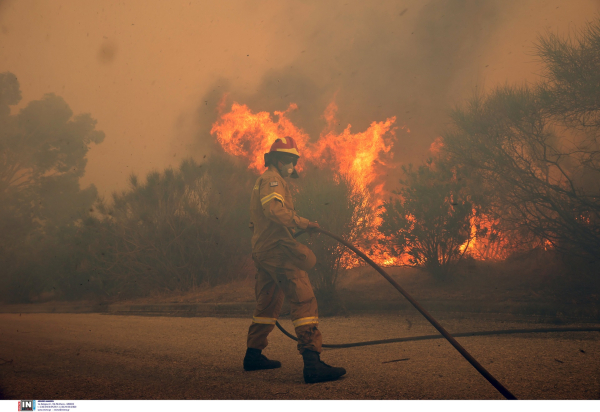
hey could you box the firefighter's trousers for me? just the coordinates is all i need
[247,244,322,354]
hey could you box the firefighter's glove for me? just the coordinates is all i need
[306,221,320,237]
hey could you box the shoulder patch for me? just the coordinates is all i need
[270,181,278,187]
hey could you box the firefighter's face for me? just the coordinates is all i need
[278,161,294,177]
[277,154,298,178]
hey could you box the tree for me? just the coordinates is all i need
[378,161,474,278]
[293,167,371,309]
[0,72,105,302]
[0,72,104,231]
[443,20,600,259]
[92,155,254,298]
[536,20,600,129]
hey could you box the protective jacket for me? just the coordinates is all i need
[250,166,310,254]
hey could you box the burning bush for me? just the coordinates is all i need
[443,19,600,261]
[378,161,475,278]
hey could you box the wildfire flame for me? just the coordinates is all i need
[211,101,397,191]
[430,136,516,261]
[211,99,402,267]
[304,101,396,192]
[212,100,520,267]
[211,102,310,173]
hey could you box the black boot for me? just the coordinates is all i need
[243,348,282,371]
[302,350,346,383]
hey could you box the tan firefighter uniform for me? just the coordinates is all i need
[246,165,322,354]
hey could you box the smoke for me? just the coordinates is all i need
[1,0,595,196]
[0,0,12,16]
[193,0,520,169]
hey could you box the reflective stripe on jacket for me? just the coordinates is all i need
[250,166,310,254]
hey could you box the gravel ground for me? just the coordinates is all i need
[0,312,599,400]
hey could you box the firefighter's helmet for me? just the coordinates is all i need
[268,136,300,157]
[264,136,300,178]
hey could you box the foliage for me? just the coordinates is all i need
[0,73,104,228]
[91,155,254,298]
[536,19,600,129]
[443,20,600,259]
[293,166,371,308]
[378,161,474,277]
[0,72,105,302]
[0,73,255,302]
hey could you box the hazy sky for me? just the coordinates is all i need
[1,0,598,197]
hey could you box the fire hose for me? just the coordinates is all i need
[276,227,600,399]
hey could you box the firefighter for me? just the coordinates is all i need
[243,136,346,384]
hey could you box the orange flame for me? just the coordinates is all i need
[211,99,402,267]
[211,98,528,266]
[211,102,310,173]
[304,101,396,192]
[211,100,398,193]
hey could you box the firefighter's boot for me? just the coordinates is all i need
[243,348,281,371]
[302,350,346,383]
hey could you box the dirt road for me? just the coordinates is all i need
[0,313,598,400]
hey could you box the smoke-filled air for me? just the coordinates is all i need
[1,0,600,401]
